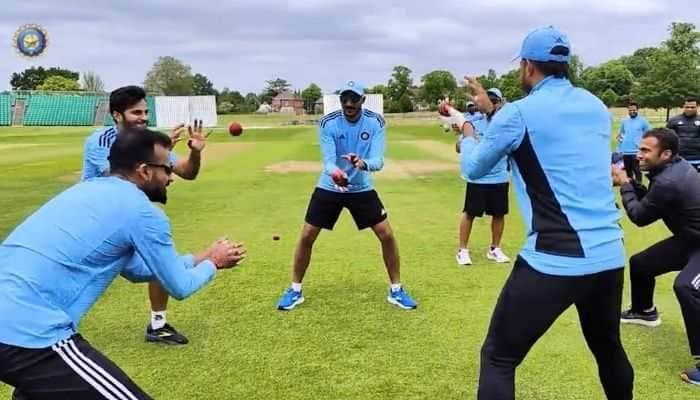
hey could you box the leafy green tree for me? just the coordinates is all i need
[568,54,584,85]
[633,50,700,119]
[419,70,457,108]
[498,69,523,102]
[476,69,499,91]
[217,101,235,114]
[620,47,661,79]
[633,22,700,119]
[387,65,414,113]
[37,75,80,91]
[665,22,700,57]
[144,56,194,95]
[244,92,261,113]
[580,60,634,101]
[192,73,217,96]
[301,83,322,113]
[11,66,79,90]
[366,84,387,95]
[599,88,619,107]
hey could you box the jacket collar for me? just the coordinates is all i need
[529,76,571,94]
[648,156,682,178]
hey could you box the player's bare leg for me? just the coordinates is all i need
[491,216,505,248]
[460,213,475,249]
[291,223,322,283]
[372,219,417,309]
[277,223,321,310]
[371,219,400,283]
[457,213,475,265]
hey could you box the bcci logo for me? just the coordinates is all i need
[360,132,370,140]
[13,23,49,58]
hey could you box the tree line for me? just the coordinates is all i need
[7,22,698,118]
[371,22,699,119]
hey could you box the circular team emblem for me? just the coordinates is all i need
[360,132,370,140]
[695,120,700,126]
[13,24,49,58]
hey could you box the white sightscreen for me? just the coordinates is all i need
[187,96,217,127]
[154,96,217,127]
[322,94,383,116]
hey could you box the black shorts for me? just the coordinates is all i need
[305,187,387,230]
[463,182,509,217]
[0,334,152,400]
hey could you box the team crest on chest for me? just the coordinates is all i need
[360,132,370,140]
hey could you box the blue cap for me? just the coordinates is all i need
[486,88,503,100]
[339,80,365,96]
[514,26,571,63]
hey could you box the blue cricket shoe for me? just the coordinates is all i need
[387,287,417,310]
[277,287,304,310]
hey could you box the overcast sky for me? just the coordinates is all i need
[1,0,697,94]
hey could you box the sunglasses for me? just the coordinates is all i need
[146,163,173,175]
[340,92,362,104]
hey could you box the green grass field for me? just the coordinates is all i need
[0,111,696,399]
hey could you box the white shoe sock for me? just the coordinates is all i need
[151,311,166,330]
[291,282,302,292]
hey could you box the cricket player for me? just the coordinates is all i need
[454,26,634,399]
[617,101,651,183]
[1,129,245,399]
[441,88,511,266]
[82,86,207,345]
[276,80,417,311]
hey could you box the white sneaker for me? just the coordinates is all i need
[456,248,472,265]
[487,247,510,263]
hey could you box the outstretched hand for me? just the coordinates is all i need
[169,123,186,149]
[187,119,211,152]
[464,76,494,115]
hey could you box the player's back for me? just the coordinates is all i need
[0,177,150,347]
[2,176,145,262]
[509,77,623,274]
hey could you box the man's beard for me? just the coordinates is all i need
[123,120,147,130]
[520,74,532,95]
[144,186,167,204]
